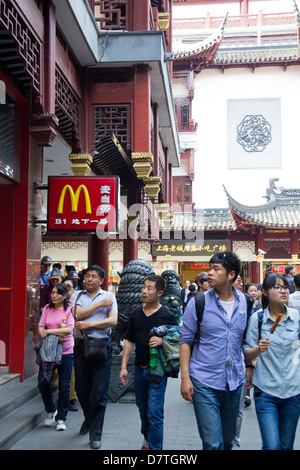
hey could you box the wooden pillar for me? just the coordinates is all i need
[123,237,138,268]
[123,216,139,267]
[133,64,151,152]
[131,0,149,31]
[249,261,260,284]
[291,230,299,258]
[88,234,109,291]
[43,0,56,115]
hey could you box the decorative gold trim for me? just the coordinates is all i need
[143,176,162,199]
[158,12,170,31]
[156,203,170,219]
[131,152,153,163]
[132,152,154,178]
[69,153,93,176]
[133,161,152,178]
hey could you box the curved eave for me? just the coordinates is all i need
[224,186,300,229]
[174,38,222,62]
[173,13,228,62]
[223,185,276,213]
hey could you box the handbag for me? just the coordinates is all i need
[74,291,108,361]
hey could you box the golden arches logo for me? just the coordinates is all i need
[57,185,92,214]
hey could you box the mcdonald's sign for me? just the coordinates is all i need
[47,176,119,232]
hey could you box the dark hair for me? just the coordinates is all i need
[66,265,76,273]
[261,273,289,309]
[195,272,208,284]
[209,251,241,282]
[294,273,300,289]
[245,283,257,292]
[145,274,166,292]
[86,265,106,279]
[285,265,295,275]
[53,263,62,270]
[189,284,197,292]
[63,276,78,289]
[48,283,70,310]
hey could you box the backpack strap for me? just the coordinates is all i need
[194,293,205,346]
[243,293,253,340]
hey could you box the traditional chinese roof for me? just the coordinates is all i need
[224,182,300,229]
[173,14,228,66]
[214,45,300,67]
[162,208,236,232]
[173,3,300,70]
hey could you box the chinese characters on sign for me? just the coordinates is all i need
[47,176,119,232]
[152,240,230,257]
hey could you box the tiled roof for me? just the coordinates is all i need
[173,4,300,68]
[214,45,300,66]
[224,185,300,229]
[161,209,236,231]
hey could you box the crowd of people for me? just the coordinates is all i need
[37,255,300,451]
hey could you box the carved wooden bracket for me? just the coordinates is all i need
[28,112,59,147]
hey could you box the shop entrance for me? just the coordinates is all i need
[180,263,209,285]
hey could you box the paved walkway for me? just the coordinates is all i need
[11,376,300,451]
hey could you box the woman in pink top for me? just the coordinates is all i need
[38,283,74,431]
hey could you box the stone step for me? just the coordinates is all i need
[0,374,45,450]
[0,373,21,393]
[0,395,45,450]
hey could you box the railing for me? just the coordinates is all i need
[177,122,198,132]
[173,11,296,30]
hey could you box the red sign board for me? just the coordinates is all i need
[47,176,119,232]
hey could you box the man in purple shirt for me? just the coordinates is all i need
[180,251,247,450]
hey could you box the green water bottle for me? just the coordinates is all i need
[150,347,158,368]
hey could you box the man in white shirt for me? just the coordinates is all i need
[72,265,118,450]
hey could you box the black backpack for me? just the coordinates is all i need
[194,292,254,346]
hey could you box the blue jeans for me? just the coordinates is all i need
[38,353,74,422]
[134,366,167,450]
[191,378,242,450]
[254,386,300,450]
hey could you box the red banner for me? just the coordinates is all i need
[47,176,119,232]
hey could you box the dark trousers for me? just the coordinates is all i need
[74,337,112,441]
[38,353,74,422]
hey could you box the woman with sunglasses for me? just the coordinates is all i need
[244,273,300,450]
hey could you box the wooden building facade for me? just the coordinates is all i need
[0,0,179,379]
